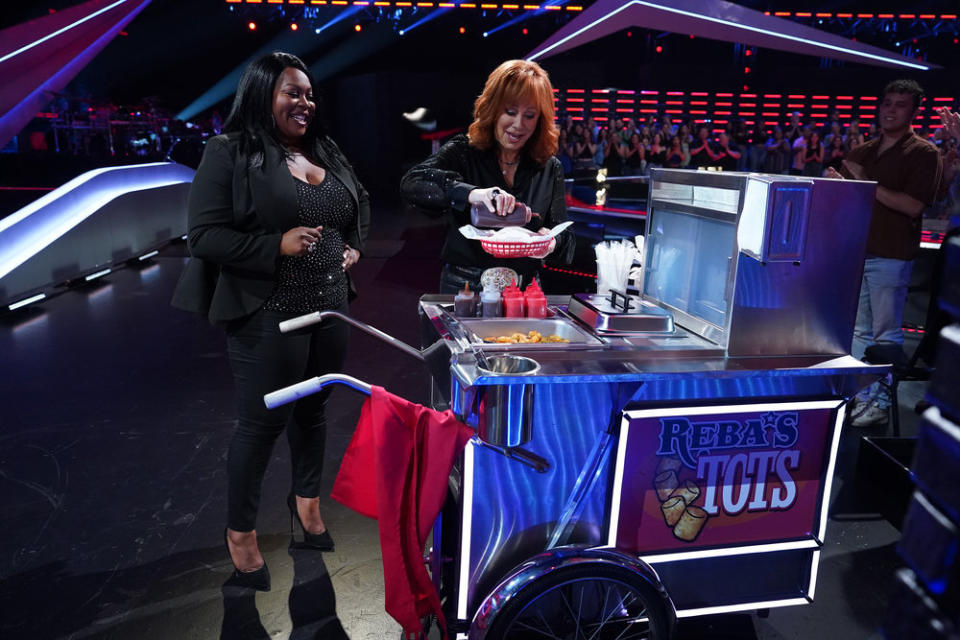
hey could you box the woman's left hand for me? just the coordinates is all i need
[529,228,556,259]
[342,245,360,270]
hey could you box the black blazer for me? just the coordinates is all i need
[171,133,370,325]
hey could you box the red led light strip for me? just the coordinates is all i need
[556,89,955,127]
[543,265,598,279]
[230,0,582,6]
[763,10,956,19]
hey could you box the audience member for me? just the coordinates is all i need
[648,132,666,169]
[746,124,767,172]
[689,126,718,168]
[764,126,791,174]
[803,131,824,176]
[620,117,638,144]
[717,132,741,171]
[665,136,685,168]
[660,114,678,138]
[825,134,845,172]
[826,79,942,427]
[785,112,803,141]
[824,121,844,149]
[556,128,573,175]
[791,126,810,174]
[848,120,866,151]
[572,122,597,172]
[731,120,750,170]
[601,127,624,176]
[620,133,644,175]
[585,117,599,144]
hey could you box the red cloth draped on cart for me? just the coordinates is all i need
[331,386,473,639]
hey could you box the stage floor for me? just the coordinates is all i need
[0,210,920,639]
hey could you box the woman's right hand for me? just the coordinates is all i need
[468,187,515,216]
[935,106,960,140]
[281,226,323,256]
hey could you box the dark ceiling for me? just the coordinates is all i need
[6,0,959,116]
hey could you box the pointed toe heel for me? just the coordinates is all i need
[287,493,335,552]
[224,529,271,591]
[228,562,271,592]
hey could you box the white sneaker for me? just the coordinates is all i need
[851,402,889,427]
[847,396,866,419]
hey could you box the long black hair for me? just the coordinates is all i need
[223,51,339,169]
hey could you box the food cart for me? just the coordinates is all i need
[268,169,887,639]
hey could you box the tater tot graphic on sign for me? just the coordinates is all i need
[654,470,679,501]
[656,456,682,476]
[660,496,686,527]
[670,480,701,505]
[674,506,708,542]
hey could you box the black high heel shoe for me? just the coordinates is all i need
[287,492,335,551]
[224,528,271,591]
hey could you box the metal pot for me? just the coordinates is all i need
[472,355,539,448]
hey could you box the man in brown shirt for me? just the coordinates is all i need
[826,79,942,427]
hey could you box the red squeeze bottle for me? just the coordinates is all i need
[502,280,525,317]
[524,280,547,318]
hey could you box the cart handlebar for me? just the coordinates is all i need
[280,311,426,361]
[278,311,324,333]
[264,373,373,408]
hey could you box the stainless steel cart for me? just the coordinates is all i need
[268,170,888,639]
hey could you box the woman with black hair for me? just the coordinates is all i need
[803,130,825,176]
[172,52,370,589]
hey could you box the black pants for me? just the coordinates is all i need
[225,303,349,532]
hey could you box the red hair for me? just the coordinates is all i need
[467,60,558,165]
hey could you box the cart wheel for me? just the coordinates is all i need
[476,562,672,639]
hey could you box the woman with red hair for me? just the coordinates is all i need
[401,59,575,292]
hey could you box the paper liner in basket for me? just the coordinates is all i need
[459,221,572,243]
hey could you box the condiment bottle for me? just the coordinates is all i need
[502,280,525,317]
[480,286,503,318]
[470,202,535,229]
[524,279,547,318]
[453,282,478,317]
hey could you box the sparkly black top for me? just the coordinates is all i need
[262,175,355,313]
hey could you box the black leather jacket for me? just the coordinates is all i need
[400,134,574,275]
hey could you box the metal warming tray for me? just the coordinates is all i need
[458,317,604,350]
[567,292,674,335]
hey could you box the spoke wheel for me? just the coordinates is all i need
[481,563,670,640]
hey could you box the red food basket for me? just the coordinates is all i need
[480,237,552,258]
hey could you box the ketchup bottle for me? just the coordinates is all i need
[502,280,525,317]
[524,279,547,318]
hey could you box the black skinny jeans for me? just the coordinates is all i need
[225,303,349,532]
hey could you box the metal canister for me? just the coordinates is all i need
[474,355,539,448]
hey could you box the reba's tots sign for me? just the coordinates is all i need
[613,403,838,553]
